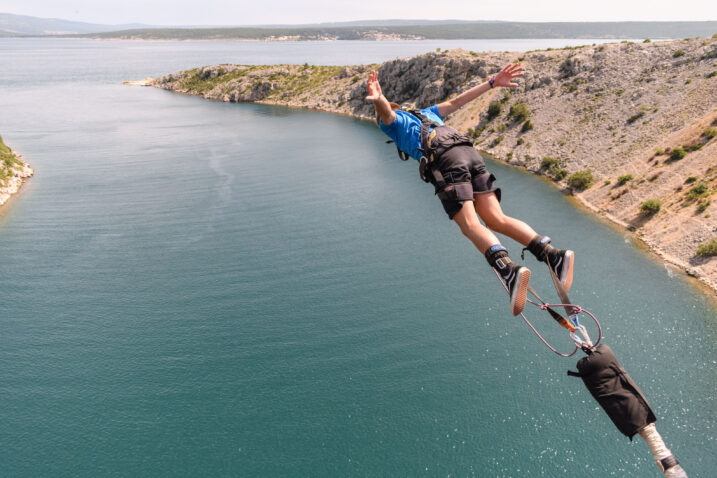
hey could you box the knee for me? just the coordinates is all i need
[457,216,480,237]
[482,212,509,232]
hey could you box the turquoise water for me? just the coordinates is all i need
[0,39,715,477]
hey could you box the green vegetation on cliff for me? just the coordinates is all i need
[176,64,349,100]
[0,136,23,187]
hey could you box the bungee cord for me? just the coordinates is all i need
[491,263,687,477]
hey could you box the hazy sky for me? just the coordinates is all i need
[2,0,716,25]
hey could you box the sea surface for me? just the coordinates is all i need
[0,38,714,477]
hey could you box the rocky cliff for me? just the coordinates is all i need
[0,136,33,209]
[146,37,717,292]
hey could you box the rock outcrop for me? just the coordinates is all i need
[0,136,33,209]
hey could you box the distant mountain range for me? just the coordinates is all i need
[0,14,500,36]
[0,13,150,36]
[1,12,716,40]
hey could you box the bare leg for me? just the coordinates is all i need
[452,200,500,254]
[453,199,531,315]
[473,192,536,246]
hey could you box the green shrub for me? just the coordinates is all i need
[643,38,651,43]
[617,174,634,185]
[492,136,503,146]
[567,170,594,190]
[516,138,524,146]
[627,111,645,124]
[696,239,717,256]
[468,125,485,138]
[708,71,717,78]
[640,199,662,214]
[704,128,717,139]
[553,169,569,180]
[670,147,686,161]
[521,120,534,132]
[541,156,560,169]
[685,176,698,184]
[508,103,531,122]
[654,148,664,155]
[687,183,709,200]
[486,101,502,120]
[697,200,711,213]
[672,50,685,58]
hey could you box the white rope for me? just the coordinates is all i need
[639,423,671,462]
[638,423,688,477]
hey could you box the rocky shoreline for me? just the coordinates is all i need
[141,37,717,293]
[0,137,33,210]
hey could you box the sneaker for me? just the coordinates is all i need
[504,264,531,316]
[547,249,574,292]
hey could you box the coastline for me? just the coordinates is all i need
[0,140,34,212]
[139,37,717,295]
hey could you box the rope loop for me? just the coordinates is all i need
[491,268,602,357]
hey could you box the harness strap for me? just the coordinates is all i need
[386,139,410,161]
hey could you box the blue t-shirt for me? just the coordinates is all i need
[379,105,445,161]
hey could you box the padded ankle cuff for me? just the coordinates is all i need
[527,235,552,261]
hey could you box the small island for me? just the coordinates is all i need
[143,37,717,292]
[0,136,33,209]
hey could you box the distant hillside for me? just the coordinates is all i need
[81,21,717,41]
[0,13,148,36]
[3,13,716,40]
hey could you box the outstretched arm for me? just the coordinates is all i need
[436,63,524,117]
[365,70,396,126]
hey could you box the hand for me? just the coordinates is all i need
[493,63,524,88]
[365,70,383,102]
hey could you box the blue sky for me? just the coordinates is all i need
[2,0,716,25]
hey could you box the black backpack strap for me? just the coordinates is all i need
[386,139,410,161]
[406,109,442,158]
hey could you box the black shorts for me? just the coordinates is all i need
[430,145,501,219]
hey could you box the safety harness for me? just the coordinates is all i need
[389,110,475,190]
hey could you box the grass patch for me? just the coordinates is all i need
[617,174,633,185]
[669,146,686,161]
[687,183,710,200]
[696,239,717,257]
[627,111,645,124]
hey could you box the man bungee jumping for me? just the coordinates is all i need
[365,63,574,316]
